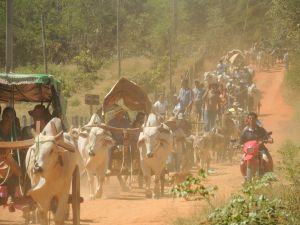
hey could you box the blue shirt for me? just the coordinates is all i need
[193,87,204,102]
[178,88,193,111]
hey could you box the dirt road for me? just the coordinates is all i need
[0,65,296,225]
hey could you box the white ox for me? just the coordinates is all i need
[138,114,172,198]
[26,118,79,225]
[71,114,115,199]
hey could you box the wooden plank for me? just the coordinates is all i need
[0,139,34,150]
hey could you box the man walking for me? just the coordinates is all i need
[177,79,193,116]
[192,80,204,122]
[203,83,221,131]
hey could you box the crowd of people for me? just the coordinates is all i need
[153,55,256,132]
[149,46,279,172]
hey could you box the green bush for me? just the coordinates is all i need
[208,174,289,225]
[170,169,217,206]
[278,141,300,185]
[73,50,103,73]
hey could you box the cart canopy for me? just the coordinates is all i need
[0,73,66,117]
[102,77,152,115]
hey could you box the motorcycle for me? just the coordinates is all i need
[240,131,274,182]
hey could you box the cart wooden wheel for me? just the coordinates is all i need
[72,166,80,225]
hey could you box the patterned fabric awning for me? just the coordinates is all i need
[0,73,61,102]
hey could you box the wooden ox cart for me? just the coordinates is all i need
[100,77,152,186]
[0,73,81,225]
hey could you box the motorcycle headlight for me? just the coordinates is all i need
[247,147,254,154]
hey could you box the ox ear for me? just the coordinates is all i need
[55,145,66,154]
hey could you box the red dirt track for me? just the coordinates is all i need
[0,65,296,225]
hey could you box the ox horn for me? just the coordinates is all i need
[54,131,76,153]
[51,122,58,135]
[54,131,64,142]
[57,141,75,153]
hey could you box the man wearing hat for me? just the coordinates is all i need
[22,104,52,139]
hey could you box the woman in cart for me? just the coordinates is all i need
[0,106,22,212]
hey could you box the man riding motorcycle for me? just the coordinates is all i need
[240,112,273,182]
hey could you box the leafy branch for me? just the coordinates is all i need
[170,169,217,208]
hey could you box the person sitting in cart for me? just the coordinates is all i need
[21,104,52,139]
[0,107,22,212]
[107,106,132,175]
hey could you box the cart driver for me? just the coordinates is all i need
[107,106,132,175]
[0,107,22,212]
[21,104,52,139]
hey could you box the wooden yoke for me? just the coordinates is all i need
[98,123,142,134]
[0,139,34,151]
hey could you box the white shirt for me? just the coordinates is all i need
[153,100,168,115]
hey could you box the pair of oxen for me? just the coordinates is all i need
[70,113,173,200]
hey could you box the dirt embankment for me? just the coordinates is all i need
[0,65,297,225]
